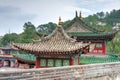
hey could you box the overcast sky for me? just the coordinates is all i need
[0,0,120,36]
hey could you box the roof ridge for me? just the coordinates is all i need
[64,16,102,33]
[75,17,102,33]
[41,26,76,42]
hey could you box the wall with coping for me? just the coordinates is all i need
[0,62,120,80]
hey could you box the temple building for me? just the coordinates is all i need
[64,11,116,55]
[12,18,90,68]
[38,11,117,55]
[12,12,119,69]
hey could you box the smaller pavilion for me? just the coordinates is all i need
[12,18,91,68]
[0,45,18,68]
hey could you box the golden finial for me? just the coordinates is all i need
[79,11,82,20]
[58,16,62,26]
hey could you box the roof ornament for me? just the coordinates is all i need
[79,11,82,20]
[58,16,62,26]
[75,11,78,17]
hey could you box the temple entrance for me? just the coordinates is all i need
[4,60,10,67]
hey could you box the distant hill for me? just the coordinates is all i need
[83,9,120,31]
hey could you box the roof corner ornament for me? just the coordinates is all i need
[75,11,78,17]
[58,16,62,27]
[79,11,82,20]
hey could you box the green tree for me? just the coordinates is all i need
[107,31,120,54]
[106,9,120,26]
[96,11,105,19]
[19,22,39,43]
[0,39,2,46]
[37,22,57,34]
[1,33,18,46]
[84,14,99,28]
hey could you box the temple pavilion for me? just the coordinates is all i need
[12,18,90,68]
[0,45,18,68]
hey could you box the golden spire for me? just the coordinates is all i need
[79,11,82,20]
[58,16,62,26]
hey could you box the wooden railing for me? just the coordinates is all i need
[0,62,120,80]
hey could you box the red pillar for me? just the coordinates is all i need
[70,58,74,65]
[36,57,40,68]
[103,42,106,55]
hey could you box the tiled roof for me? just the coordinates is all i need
[68,31,116,36]
[13,26,90,55]
[37,31,116,41]
[13,53,35,64]
[37,16,117,40]
[63,16,101,33]
[0,44,18,50]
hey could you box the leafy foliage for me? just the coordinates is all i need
[83,9,120,31]
[19,22,39,43]
[1,33,18,46]
[0,22,39,46]
[107,28,120,54]
[37,22,57,34]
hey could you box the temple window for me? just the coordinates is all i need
[74,58,78,65]
[63,60,70,66]
[40,59,46,66]
[96,43,102,48]
[48,59,54,67]
[55,59,62,67]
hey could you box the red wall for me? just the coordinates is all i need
[89,41,106,55]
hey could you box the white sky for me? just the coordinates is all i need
[0,0,120,36]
